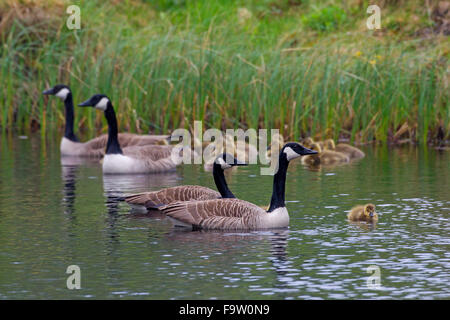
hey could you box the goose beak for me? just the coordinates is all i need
[233,159,248,166]
[42,88,55,95]
[78,99,94,107]
[302,147,318,156]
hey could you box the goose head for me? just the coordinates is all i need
[42,84,71,101]
[78,94,111,111]
[281,142,317,162]
[363,203,377,220]
[214,153,247,171]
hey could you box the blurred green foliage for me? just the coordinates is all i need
[302,5,348,32]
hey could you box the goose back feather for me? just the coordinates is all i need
[161,198,272,230]
[102,146,178,174]
[124,153,243,208]
[125,186,221,209]
[61,133,169,157]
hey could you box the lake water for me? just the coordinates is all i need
[0,133,449,299]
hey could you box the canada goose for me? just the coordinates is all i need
[78,94,183,174]
[43,85,169,157]
[159,142,317,230]
[301,143,349,165]
[347,204,378,222]
[323,139,365,160]
[125,153,246,210]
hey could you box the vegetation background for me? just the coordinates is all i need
[0,0,448,144]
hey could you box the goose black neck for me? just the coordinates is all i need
[104,104,123,155]
[267,154,289,212]
[213,164,236,198]
[64,93,78,142]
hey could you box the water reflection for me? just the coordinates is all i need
[160,228,293,295]
[1,134,450,299]
[347,221,378,231]
[60,156,100,216]
[102,172,180,198]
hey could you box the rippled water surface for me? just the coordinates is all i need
[0,134,449,299]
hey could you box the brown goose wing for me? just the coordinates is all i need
[82,133,169,151]
[125,185,221,209]
[122,145,173,161]
[161,198,266,230]
[83,134,109,151]
[118,133,169,147]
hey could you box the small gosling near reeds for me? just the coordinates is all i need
[323,139,365,160]
[301,137,315,149]
[301,143,349,165]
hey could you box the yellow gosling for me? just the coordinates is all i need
[301,137,315,149]
[301,143,321,166]
[348,204,378,222]
[302,142,350,165]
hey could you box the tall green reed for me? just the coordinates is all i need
[0,0,448,144]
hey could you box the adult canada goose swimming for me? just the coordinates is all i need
[301,142,349,166]
[159,142,317,230]
[43,85,169,157]
[78,94,183,174]
[124,153,246,211]
[323,139,365,160]
[348,204,378,222]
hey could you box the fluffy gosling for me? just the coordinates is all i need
[347,204,378,222]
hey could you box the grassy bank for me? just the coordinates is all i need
[0,0,448,144]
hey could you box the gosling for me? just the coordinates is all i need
[347,204,378,222]
[323,139,365,160]
[301,137,315,149]
[301,143,349,165]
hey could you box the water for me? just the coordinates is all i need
[0,134,449,299]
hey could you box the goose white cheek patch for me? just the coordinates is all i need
[55,88,70,100]
[95,98,109,111]
[283,147,300,161]
[217,157,232,169]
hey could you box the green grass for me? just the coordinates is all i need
[0,0,448,144]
